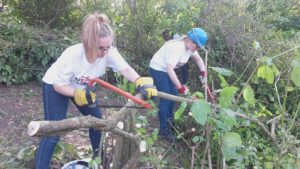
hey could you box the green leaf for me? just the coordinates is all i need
[257,65,274,84]
[222,109,237,130]
[286,86,294,92]
[174,102,187,120]
[88,158,99,168]
[219,87,238,108]
[224,115,236,130]
[215,119,227,131]
[252,41,260,50]
[291,60,300,87]
[192,136,204,143]
[16,146,35,161]
[223,132,242,147]
[218,74,229,87]
[129,83,135,94]
[272,65,280,76]
[192,91,204,99]
[223,144,237,161]
[264,162,273,169]
[191,100,211,125]
[211,67,234,76]
[215,109,237,131]
[243,85,255,106]
[266,57,273,66]
[221,108,236,118]
[192,136,200,143]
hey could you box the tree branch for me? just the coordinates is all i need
[233,112,279,148]
[27,116,110,137]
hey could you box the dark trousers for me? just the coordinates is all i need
[35,82,101,169]
[149,68,178,132]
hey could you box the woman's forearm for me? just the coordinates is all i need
[193,55,206,72]
[54,84,75,97]
[119,67,140,83]
[167,64,182,89]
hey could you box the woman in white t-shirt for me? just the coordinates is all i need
[149,28,208,142]
[35,13,157,169]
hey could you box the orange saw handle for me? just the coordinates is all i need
[88,78,152,109]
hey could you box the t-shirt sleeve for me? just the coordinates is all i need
[107,48,130,72]
[53,49,75,86]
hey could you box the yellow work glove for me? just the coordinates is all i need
[73,88,96,106]
[135,77,158,99]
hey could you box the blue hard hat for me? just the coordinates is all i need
[187,28,208,48]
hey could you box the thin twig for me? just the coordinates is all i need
[272,45,300,59]
[207,144,212,169]
[201,125,212,169]
[267,114,283,124]
[235,64,260,106]
[274,72,283,110]
[271,120,276,138]
[191,146,196,169]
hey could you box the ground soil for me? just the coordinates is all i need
[0,82,189,169]
[0,82,88,168]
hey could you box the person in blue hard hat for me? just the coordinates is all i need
[149,28,208,141]
[162,30,190,90]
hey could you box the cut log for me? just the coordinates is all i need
[27,116,110,136]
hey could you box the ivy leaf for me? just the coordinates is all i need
[243,85,255,106]
[291,60,300,87]
[257,65,274,84]
[191,100,211,125]
[211,67,234,77]
[219,86,239,108]
[174,102,187,120]
[223,132,242,147]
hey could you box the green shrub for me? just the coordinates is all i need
[0,16,77,85]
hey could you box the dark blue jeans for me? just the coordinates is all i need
[35,83,101,169]
[149,68,178,132]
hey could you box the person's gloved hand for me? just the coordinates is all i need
[74,88,96,106]
[199,71,207,84]
[135,77,158,99]
[178,85,189,95]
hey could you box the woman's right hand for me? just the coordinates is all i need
[135,77,158,99]
[73,88,96,106]
[178,85,189,95]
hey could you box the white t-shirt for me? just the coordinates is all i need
[149,40,198,72]
[42,43,130,89]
